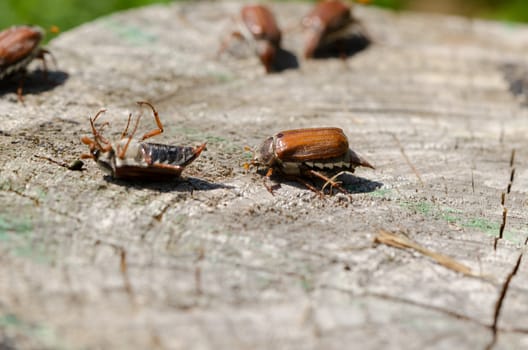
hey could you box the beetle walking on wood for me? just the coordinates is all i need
[219,4,282,73]
[81,101,206,180]
[0,26,55,101]
[249,127,374,195]
[302,0,367,59]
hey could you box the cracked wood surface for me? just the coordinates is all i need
[0,2,528,349]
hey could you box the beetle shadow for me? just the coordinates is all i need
[103,175,233,193]
[0,69,69,98]
[310,32,371,60]
[271,47,299,72]
[338,173,383,194]
[268,172,382,194]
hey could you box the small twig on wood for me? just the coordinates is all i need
[34,154,84,171]
[374,229,473,276]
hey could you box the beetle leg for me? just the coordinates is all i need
[263,180,280,195]
[81,136,110,158]
[118,114,142,159]
[82,135,112,154]
[80,136,97,159]
[321,171,346,192]
[306,169,348,195]
[120,113,133,139]
[291,176,324,198]
[304,29,323,58]
[89,109,111,149]
[218,30,245,58]
[137,101,164,141]
[259,167,277,195]
[16,75,26,104]
[36,48,58,79]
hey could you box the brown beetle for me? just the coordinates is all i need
[220,4,282,73]
[302,0,361,58]
[251,127,374,194]
[0,26,54,100]
[81,101,206,180]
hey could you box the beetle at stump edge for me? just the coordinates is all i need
[302,0,364,59]
[250,127,374,195]
[219,4,282,73]
[81,101,206,180]
[0,25,55,101]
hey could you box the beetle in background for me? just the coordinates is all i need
[302,0,368,59]
[0,26,55,101]
[81,101,206,180]
[250,127,374,195]
[219,4,282,73]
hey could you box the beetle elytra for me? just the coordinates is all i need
[251,127,374,194]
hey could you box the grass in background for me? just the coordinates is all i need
[1,0,528,38]
[0,0,173,35]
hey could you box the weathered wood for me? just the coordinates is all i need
[0,2,528,349]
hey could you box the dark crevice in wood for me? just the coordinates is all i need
[507,168,515,194]
[320,284,528,335]
[485,237,527,350]
[322,284,528,340]
[1,186,81,222]
[471,170,475,193]
[509,149,516,168]
[153,202,172,222]
[94,240,136,307]
[493,149,516,250]
[194,247,205,296]
[494,207,508,250]
[120,249,135,305]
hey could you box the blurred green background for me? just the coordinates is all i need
[1,0,527,37]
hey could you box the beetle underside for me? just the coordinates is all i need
[109,142,206,180]
[82,101,206,181]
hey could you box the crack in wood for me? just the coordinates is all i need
[493,149,516,250]
[471,169,475,193]
[322,284,488,328]
[1,186,81,222]
[120,249,135,305]
[94,240,137,307]
[485,236,528,350]
[321,284,528,336]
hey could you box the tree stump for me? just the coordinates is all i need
[0,2,527,349]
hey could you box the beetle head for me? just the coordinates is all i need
[80,109,115,165]
[252,136,276,167]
